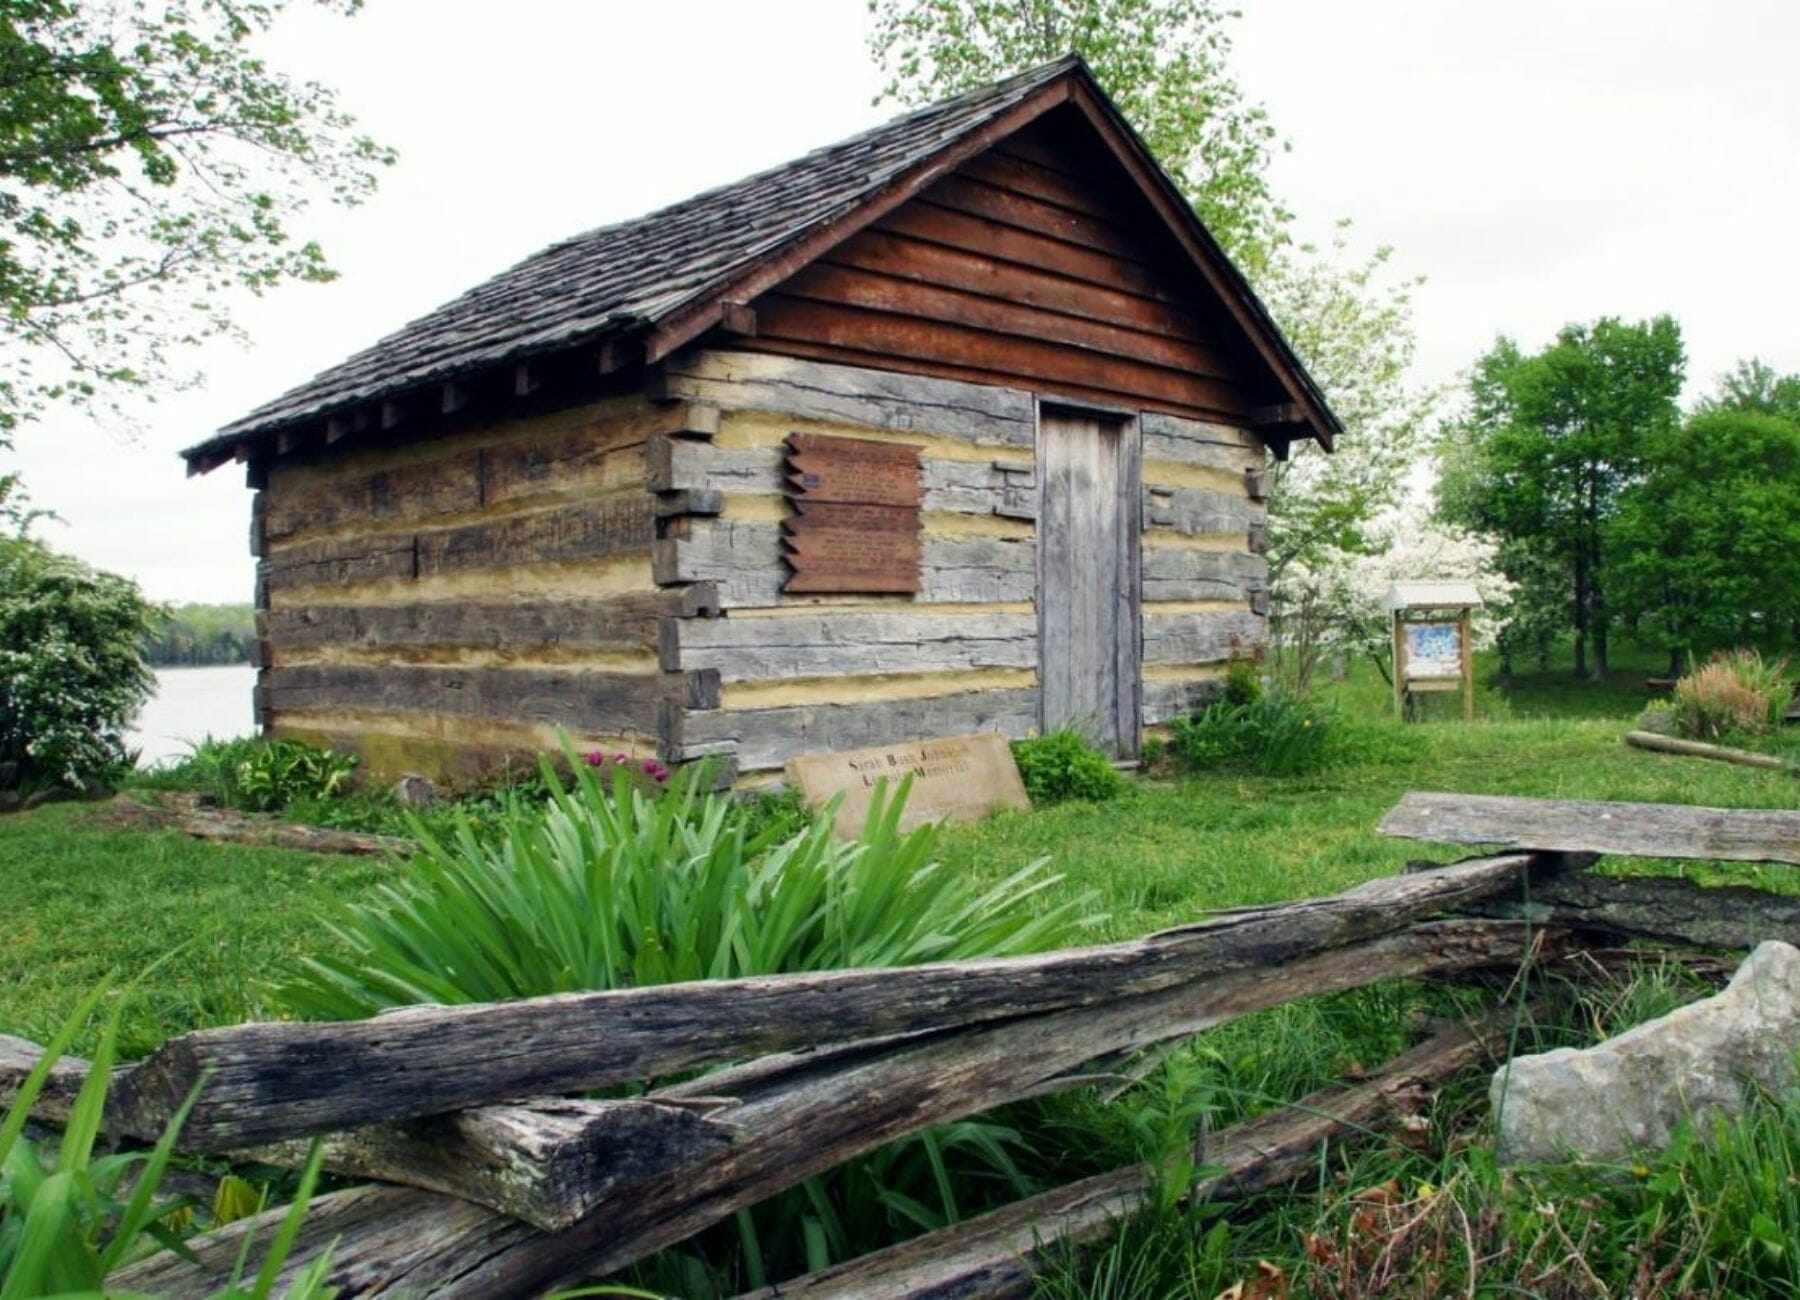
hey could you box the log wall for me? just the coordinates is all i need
[652,350,1267,773]
[253,394,717,784]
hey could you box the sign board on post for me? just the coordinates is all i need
[786,733,1032,838]
[1403,622,1464,680]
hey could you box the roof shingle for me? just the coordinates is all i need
[198,56,1084,451]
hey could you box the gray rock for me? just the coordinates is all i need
[393,772,436,809]
[1492,940,1800,1165]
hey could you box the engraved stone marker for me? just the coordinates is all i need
[787,733,1032,837]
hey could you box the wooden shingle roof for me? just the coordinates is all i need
[186,55,1337,470]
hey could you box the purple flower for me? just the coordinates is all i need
[582,750,607,768]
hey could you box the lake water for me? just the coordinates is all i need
[130,665,258,767]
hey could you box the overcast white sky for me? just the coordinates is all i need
[14,0,1800,605]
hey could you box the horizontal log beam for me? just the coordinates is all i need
[1466,871,1800,952]
[1,1036,733,1233]
[1380,791,1800,865]
[114,918,1562,1296]
[735,1009,1521,1300]
[110,852,1559,1150]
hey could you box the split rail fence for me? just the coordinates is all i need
[6,791,1800,1297]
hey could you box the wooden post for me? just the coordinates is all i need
[1459,607,1474,721]
[1392,612,1406,719]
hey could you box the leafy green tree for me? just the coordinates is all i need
[867,0,1438,640]
[868,0,1288,274]
[0,0,394,442]
[144,601,256,665]
[1694,357,1800,422]
[1437,317,1686,680]
[1609,410,1800,671]
[0,537,162,791]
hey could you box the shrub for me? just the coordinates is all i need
[161,735,359,813]
[1170,687,1342,777]
[1013,729,1126,804]
[278,760,1086,1014]
[0,538,161,793]
[275,760,1094,1289]
[1669,649,1789,741]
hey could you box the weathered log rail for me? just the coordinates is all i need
[6,793,1798,1297]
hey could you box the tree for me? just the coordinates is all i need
[868,0,1288,275]
[867,0,1438,662]
[0,0,393,443]
[1693,357,1800,422]
[1609,410,1800,672]
[1437,317,1686,681]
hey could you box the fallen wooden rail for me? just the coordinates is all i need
[1622,730,1796,776]
[1381,791,1800,865]
[7,791,1793,1297]
[734,1009,1525,1300]
[105,793,412,857]
[111,850,1552,1149]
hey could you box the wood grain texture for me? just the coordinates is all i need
[1380,792,1800,865]
[1466,872,1800,952]
[1143,484,1259,536]
[734,1012,1518,1300]
[108,852,1552,1150]
[1142,610,1266,667]
[267,589,713,661]
[659,350,1035,448]
[1038,411,1130,753]
[263,497,656,597]
[112,918,1555,1297]
[666,611,1037,681]
[781,433,922,595]
[264,663,706,733]
[1141,548,1267,603]
[1141,675,1227,725]
[676,688,1042,770]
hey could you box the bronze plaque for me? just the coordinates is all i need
[782,434,921,594]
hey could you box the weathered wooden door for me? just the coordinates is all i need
[1037,409,1139,756]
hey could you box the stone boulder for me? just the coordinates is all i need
[1492,939,1800,1165]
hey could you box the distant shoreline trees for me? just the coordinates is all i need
[143,604,255,667]
[1441,323,1800,680]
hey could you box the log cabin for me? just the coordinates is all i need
[181,55,1340,787]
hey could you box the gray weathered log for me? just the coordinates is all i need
[660,350,1035,447]
[110,853,1555,1151]
[1142,485,1259,537]
[1623,729,1795,775]
[0,1034,93,1129]
[263,663,713,732]
[734,1009,1519,1300]
[647,439,1035,520]
[672,690,1041,770]
[110,919,1556,1297]
[665,611,1037,680]
[103,796,411,859]
[1466,872,1800,952]
[1141,610,1265,667]
[267,588,717,660]
[1140,547,1266,603]
[263,496,656,594]
[1139,412,1260,473]
[1380,791,1800,865]
[3,1033,733,1233]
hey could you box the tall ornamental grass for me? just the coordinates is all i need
[1669,648,1789,741]
[279,758,1087,1017]
[276,757,1094,1291]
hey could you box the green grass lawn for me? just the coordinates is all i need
[5,645,1796,1059]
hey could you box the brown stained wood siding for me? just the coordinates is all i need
[735,113,1274,424]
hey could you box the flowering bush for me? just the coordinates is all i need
[0,539,161,792]
[582,749,670,786]
[1668,650,1790,741]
